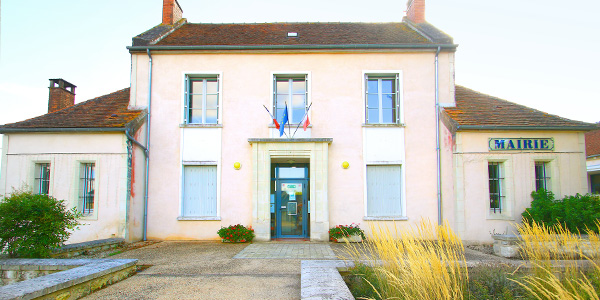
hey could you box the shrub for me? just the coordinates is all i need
[328,223,365,242]
[0,191,80,258]
[217,224,254,243]
[522,190,600,234]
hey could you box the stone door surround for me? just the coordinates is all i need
[248,138,332,241]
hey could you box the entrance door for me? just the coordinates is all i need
[276,180,308,238]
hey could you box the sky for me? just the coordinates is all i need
[0,0,599,136]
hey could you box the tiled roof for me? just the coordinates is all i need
[444,86,596,130]
[586,128,600,156]
[131,22,454,47]
[0,88,144,132]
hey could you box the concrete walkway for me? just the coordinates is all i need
[83,241,512,300]
[84,241,336,300]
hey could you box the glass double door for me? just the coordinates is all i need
[276,179,308,238]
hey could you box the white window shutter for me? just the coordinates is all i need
[367,165,402,217]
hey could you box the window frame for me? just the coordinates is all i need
[488,161,505,214]
[364,163,406,220]
[78,162,96,216]
[184,74,221,125]
[364,72,402,125]
[33,163,51,195]
[534,161,551,192]
[272,73,310,126]
[179,163,220,220]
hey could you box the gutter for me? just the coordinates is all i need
[127,43,458,52]
[434,46,442,226]
[456,125,597,131]
[587,154,600,159]
[0,127,127,133]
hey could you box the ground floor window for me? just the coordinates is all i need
[366,165,402,217]
[34,163,50,195]
[488,162,504,213]
[79,163,95,215]
[591,174,600,194]
[182,165,217,217]
[534,161,551,191]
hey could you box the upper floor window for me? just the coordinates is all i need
[79,163,95,215]
[365,74,399,124]
[34,163,50,195]
[185,75,219,124]
[274,75,307,124]
[488,162,504,213]
[534,162,550,191]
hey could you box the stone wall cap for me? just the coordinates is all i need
[491,234,520,241]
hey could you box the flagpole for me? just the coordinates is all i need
[263,104,289,138]
[292,102,312,138]
[287,102,291,138]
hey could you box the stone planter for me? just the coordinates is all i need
[221,239,250,243]
[335,234,363,243]
[492,234,520,258]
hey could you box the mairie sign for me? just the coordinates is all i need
[489,138,554,151]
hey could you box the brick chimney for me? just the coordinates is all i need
[48,79,76,113]
[406,0,425,23]
[162,0,183,25]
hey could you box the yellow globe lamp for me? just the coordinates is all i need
[342,161,350,169]
[234,162,242,170]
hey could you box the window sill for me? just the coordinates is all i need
[79,215,98,221]
[363,216,408,221]
[362,123,406,128]
[268,124,312,129]
[177,216,221,221]
[179,124,223,128]
[486,213,514,221]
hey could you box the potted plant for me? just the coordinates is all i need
[217,224,255,243]
[329,223,365,243]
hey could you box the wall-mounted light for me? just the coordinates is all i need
[234,162,241,170]
[342,161,350,169]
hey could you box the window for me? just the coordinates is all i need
[182,165,217,217]
[366,165,402,217]
[488,162,504,213]
[274,75,307,124]
[365,74,399,124]
[34,163,50,195]
[185,75,219,124]
[79,163,95,215]
[534,162,550,191]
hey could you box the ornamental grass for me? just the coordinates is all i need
[342,219,468,300]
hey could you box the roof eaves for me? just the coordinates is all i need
[127,43,458,52]
[0,127,128,134]
[456,125,598,131]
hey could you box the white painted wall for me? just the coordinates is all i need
[0,132,131,244]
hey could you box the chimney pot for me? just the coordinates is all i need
[406,0,426,23]
[163,0,183,25]
[48,79,76,113]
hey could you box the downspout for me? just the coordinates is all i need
[143,49,153,241]
[435,46,443,226]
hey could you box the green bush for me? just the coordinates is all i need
[217,224,255,242]
[0,191,80,258]
[522,190,600,234]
